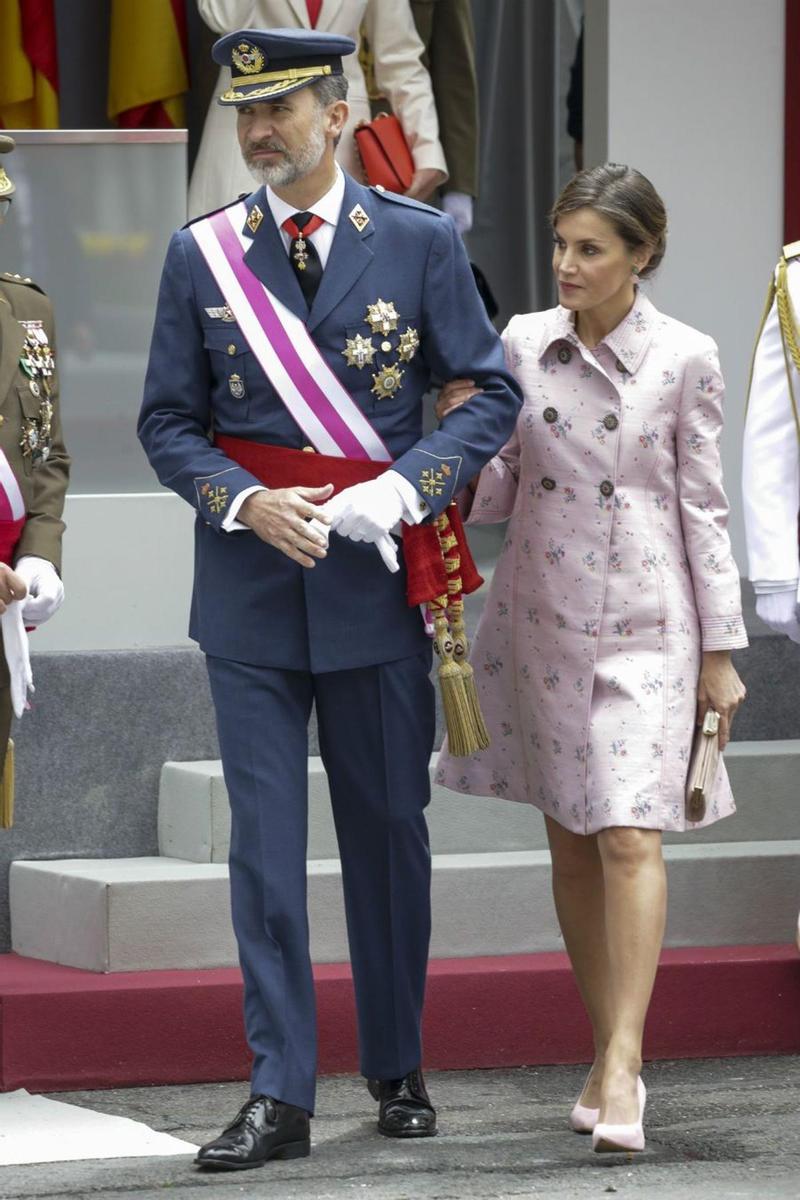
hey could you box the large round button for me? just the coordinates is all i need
[599,480,615,497]
[541,477,557,491]
[557,345,572,364]
[603,413,619,431]
[543,407,558,424]
[227,343,238,356]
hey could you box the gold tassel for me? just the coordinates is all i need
[431,511,492,756]
[1,739,14,830]
[449,599,490,751]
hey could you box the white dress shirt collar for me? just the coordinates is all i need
[266,163,346,234]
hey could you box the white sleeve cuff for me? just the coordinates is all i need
[387,470,430,525]
[750,579,800,595]
[221,485,267,532]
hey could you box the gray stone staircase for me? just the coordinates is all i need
[9,742,800,972]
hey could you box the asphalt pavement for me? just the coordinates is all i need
[0,1056,798,1199]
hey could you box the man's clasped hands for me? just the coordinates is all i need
[239,474,405,574]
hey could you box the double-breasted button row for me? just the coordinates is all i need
[541,477,614,497]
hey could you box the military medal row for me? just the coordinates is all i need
[207,296,421,404]
[19,319,55,465]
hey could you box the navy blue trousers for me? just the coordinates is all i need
[206,648,435,1114]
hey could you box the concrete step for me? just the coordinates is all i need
[159,741,800,864]
[10,841,800,973]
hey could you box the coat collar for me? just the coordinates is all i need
[306,173,375,332]
[239,173,375,327]
[538,289,658,375]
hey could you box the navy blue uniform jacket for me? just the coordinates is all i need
[138,173,522,672]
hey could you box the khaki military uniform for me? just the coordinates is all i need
[0,273,70,811]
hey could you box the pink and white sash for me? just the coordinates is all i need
[191,202,392,463]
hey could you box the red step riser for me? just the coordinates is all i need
[1,947,798,1093]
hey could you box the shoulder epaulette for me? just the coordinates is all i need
[0,271,44,293]
[369,185,443,217]
[783,240,800,261]
[182,194,248,230]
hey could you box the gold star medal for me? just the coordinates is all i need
[371,363,404,399]
[366,299,399,335]
[246,204,263,234]
[342,334,376,369]
[398,327,420,362]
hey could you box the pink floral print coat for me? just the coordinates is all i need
[437,294,748,834]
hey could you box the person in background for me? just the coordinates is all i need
[741,238,800,950]
[0,136,70,828]
[188,0,448,218]
[436,163,747,1155]
[361,0,479,236]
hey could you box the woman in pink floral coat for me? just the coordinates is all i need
[436,164,747,1154]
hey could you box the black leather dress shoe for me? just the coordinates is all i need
[194,1094,310,1170]
[367,1068,437,1137]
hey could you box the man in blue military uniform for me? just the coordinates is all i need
[138,27,521,1171]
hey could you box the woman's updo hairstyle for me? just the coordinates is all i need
[550,163,667,278]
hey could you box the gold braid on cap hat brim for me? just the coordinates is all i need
[220,63,332,103]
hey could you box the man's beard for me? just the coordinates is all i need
[244,119,327,188]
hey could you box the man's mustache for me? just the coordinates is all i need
[245,140,286,155]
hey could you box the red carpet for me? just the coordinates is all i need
[0,946,798,1092]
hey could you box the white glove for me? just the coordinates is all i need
[15,556,64,627]
[1,601,34,718]
[755,589,800,643]
[322,475,404,574]
[442,191,474,236]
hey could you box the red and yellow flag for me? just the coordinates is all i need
[0,0,60,129]
[108,0,189,128]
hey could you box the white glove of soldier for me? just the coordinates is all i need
[1,601,34,718]
[322,474,405,574]
[15,556,64,627]
[755,589,800,644]
[442,191,474,237]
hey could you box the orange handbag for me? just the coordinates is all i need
[354,113,414,194]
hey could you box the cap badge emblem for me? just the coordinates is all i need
[232,42,265,74]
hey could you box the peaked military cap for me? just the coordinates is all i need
[213,28,356,106]
[0,135,15,199]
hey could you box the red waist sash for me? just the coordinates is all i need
[0,517,25,566]
[214,434,482,607]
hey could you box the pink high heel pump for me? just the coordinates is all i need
[569,1099,600,1134]
[592,1076,646,1153]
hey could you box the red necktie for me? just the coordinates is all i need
[305,0,322,28]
